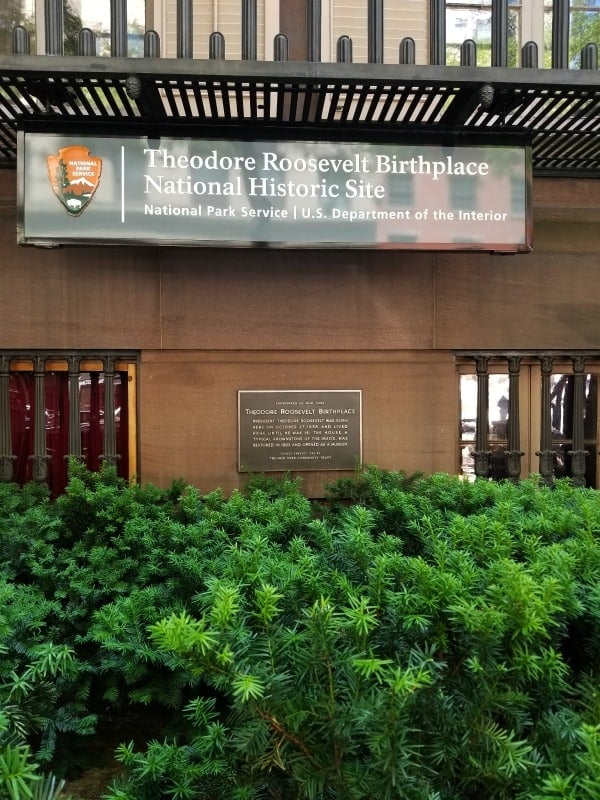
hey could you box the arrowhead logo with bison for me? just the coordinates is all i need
[47,145,102,216]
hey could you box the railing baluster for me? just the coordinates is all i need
[368,0,384,64]
[144,30,161,58]
[78,28,97,56]
[581,43,598,70]
[569,356,588,487]
[12,26,30,54]
[521,41,538,68]
[307,0,321,62]
[31,356,49,484]
[536,356,555,486]
[399,37,415,65]
[429,0,445,66]
[461,39,477,66]
[337,35,352,64]
[474,356,491,479]
[552,0,569,69]
[102,356,118,469]
[274,33,288,61]
[111,0,127,57]
[210,32,225,59]
[242,0,257,60]
[67,357,82,461]
[45,0,63,55]
[506,356,524,482]
[177,0,193,59]
[491,0,508,67]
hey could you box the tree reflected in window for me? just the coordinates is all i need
[446,0,521,65]
[0,0,35,54]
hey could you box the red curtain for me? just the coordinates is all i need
[80,372,102,473]
[10,373,34,485]
[9,369,129,496]
[45,372,69,497]
[81,372,129,480]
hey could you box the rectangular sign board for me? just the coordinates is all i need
[18,131,531,251]
[238,390,362,472]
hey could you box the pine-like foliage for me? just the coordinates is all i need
[2,465,600,797]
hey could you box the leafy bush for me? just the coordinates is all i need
[2,465,600,798]
[117,473,600,799]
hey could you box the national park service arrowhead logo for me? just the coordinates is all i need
[47,145,102,216]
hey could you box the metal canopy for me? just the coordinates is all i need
[2,55,600,176]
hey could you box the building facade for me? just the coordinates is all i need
[1,0,600,496]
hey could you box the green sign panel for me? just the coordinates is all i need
[18,131,531,251]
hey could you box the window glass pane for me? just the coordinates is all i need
[459,373,509,438]
[69,0,145,56]
[543,1,600,67]
[0,0,35,54]
[584,375,598,439]
[127,0,146,55]
[450,175,477,209]
[489,375,509,440]
[508,8,521,65]
[550,374,597,439]
[459,374,476,480]
[489,375,509,480]
[543,8,553,66]
[550,373,597,487]
[447,6,491,64]
[446,4,520,66]
[447,0,520,4]
[551,374,573,440]
[570,5,600,66]
[460,374,477,442]
[459,373,509,480]
[80,372,103,471]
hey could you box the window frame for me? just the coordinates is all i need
[458,354,600,487]
[2,353,138,491]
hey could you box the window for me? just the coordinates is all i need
[549,371,597,484]
[0,0,147,56]
[459,371,510,481]
[1,0,35,54]
[450,174,477,210]
[161,0,268,59]
[326,0,429,64]
[459,354,599,487]
[568,0,600,66]
[446,0,522,66]
[65,0,146,56]
[445,0,600,70]
[1,353,137,497]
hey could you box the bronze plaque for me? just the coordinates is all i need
[238,390,362,472]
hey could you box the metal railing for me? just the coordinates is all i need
[9,0,598,71]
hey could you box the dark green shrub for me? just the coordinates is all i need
[3,465,600,798]
[100,473,600,800]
